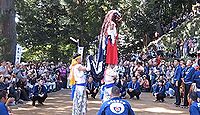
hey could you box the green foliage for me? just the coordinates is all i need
[16,0,140,61]
[161,15,200,51]
[15,0,198,61]
[16,0,76,62]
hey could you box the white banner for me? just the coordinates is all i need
[78,47,84,60]
[15,44,22,64]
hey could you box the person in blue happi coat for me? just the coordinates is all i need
[193,59,200,98]
[97,86,135,115]
[189,92,200,115]
[181,60,196,107]
[86,76,99,99]
[116,76,127,99]
[32,80,48,106]
[127,77,141,100]
[173,59,182,106]
[153,80,166,102]
[165,78,175,98]
[0,90,9,115]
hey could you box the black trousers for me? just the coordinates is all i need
[120,91,126,98]
[127,89,141,99]
[20,88,29,101]
[156,93,166,101]
[174,81,181,105]
[9,88,21,102]
[32,94,47,104]
[183,84,191,106]
[86,89,98,98]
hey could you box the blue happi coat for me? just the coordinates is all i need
[189,101,200,115]
[97,97,135,115]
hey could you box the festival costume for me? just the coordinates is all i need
[97,97,135,115]
[189,101,200,115]
[87,10,121,78]
[100,10,120,102]
[86,10,121,102]
[72,64,87,115]
[70,56,87,115]
[101,67,117,102]
[105,21,118,65]
[127,81,141,99]
[0,102,9,115]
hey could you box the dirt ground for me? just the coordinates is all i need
[12,89,189,115]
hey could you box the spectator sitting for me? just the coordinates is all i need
[0,75,7,90]
[0,61,8,77]
[32,80,47,106]
[153,80,166,102]
[141,75,150,92]
[16,78,30,101]
[116,76,127,99]
[86,76,99,99]
[164,79,175,98]
[127,77,141,100]
[8,82,21,104]
[12,63,23,80]
[44,72,56,92]
[4,76,11,88]
[97,86,135,115]
[151,73,164,94]
[189,92,200,115]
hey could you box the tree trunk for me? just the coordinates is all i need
[0,0,16,63]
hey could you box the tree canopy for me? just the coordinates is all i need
[15,0,197,62]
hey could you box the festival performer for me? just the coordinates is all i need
[70,54,88,115]
[101,64,118,102]
[98,86,135,115]
[99,10,121,102]
[100,10,121,65]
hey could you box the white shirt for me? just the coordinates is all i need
[107,21,117,44]
[104,68,117,84]
[73,64,86,84]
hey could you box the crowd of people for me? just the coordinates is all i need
[0,51,200,114]
[112,53,200,105]
[86,50,200,114]
[0,61,70,109]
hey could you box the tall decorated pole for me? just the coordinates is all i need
[100,10,122,66]
[87,10,122,102]
[87,10,122,81]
